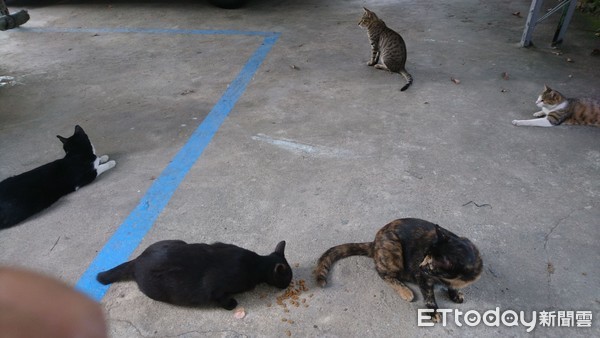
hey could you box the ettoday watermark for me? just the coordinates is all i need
[418,308,593,332]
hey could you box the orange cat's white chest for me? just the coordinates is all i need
[537,96,568,113]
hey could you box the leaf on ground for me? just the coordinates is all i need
[512,11,522,18]
[451,77,460,84]
[501,72,509,80]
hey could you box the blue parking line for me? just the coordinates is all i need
[22,26,277,37]
[20,27,281,300]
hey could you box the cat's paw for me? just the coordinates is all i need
[533,111,546,117]
[106,160,116,169]
[430,311,442,323]
[398,287,414,302]
[511,120,523,126]
[448,289,464,303]
[221,298,238,310]
[99,155,110,163]
[367,61,376,67]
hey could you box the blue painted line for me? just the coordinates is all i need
[21,26,277,37]
[70,30,281,301]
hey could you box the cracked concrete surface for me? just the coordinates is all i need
[0,0,599,337]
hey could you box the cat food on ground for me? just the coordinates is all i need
[274,278,311,336]
[276,279,309,310]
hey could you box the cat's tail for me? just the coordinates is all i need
[96,261,134,285]
[400,70,413,91]
[314,242,374,287]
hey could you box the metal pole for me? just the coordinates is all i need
[552,0,578,46]
[520,0,545,47]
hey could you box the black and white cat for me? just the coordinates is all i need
[0,125,116,230]
[97,240,293,310]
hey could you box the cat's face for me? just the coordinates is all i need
[358,7,378,28]
[536,85,565,109]
[267,241,293,289]
[419,226,483,289]
[57,125,95,156]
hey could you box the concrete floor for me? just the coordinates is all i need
[1,0,598,337]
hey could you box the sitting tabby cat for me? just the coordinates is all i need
[512,85,600,127]
[97,240,293,310]
[315,218,482,322]
[359,7,413,91]
[0,125,116,230]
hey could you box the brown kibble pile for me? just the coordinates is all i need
[273,279,312,336]
[275,279,310,309]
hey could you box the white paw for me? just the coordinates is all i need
[106,160,116,169]
[512,120,522,126]
[99,155,109,163]
[533,112,545,117]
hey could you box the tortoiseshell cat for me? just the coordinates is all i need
[359,7,413,91]
[0,125,115,230]
[315,218,482,322]
[512,85,600,127]
[97,240,293,310]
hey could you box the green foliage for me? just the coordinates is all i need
[578,0,600,15]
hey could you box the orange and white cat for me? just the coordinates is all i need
[512,85,599,127]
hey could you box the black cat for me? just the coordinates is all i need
[0,125,116,230]
[97,240,293,309]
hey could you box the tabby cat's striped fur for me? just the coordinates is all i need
[314,218,482,322]
[359,7,413,91]
[512,85,600,127]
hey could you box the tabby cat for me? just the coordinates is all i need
[0,125,115,230]
[512,85,600,127]
[97,240,293,310]
[315,218,482,322]
[359,7,413,91]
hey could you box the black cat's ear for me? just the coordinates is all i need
[74,125,84,135]
[57,135,68,144]
[274,263,288,275]
[274,241,286,256]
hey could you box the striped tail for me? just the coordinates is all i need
[314,242,374,287]
[96,261,134,285]
[400,70,413,91]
